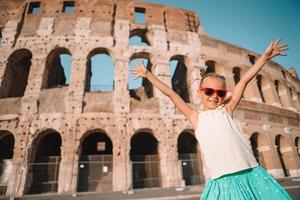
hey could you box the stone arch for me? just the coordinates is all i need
[277,80,292,108]
[0,28,3,44]
[232,67,241,85]
[128,52,155,100]
[204,60,215,74]
[256,74,265,103]
[295,137,300,157]
[77,130,113,192]
[0,49,32,98]
[248,54,256,65]
[129,28,149,46]
[275,135,290,177]
[130,130,161,188]
[169,55,191,102]
[25,130,62,194]
[274,79,282,105]
[42,47,72,89]
[249,132,266,167]
[86,48,115,92]
[177,131,204,185]
[0,131,15,194]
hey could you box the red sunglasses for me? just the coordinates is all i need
[200,88,227,98]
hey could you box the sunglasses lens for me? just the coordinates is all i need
[204,88,214,96]
[217,90,227,97]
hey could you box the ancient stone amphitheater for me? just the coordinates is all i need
[0,0,299,198]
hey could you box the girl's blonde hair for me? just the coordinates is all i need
[199,69,226,88]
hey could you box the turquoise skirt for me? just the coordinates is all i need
[201,166,292,200]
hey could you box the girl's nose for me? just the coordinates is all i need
[211,91,218,98]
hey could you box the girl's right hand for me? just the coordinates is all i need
[129,61,149,79]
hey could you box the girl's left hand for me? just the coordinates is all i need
[263,39,288,59]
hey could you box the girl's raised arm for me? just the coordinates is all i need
[129,62,199,129]
[225,39,288,114]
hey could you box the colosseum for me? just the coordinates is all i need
[0,0,299,198]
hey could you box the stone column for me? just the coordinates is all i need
[21,54,47,115]
[57,123,78,194]
[261,78,281,107]
[112,116,130,192]
[159,130,181,188]
[291,90,300,112]
[282,127,300,177]
[262,125,285,178]
[278,83,295,111]
[244,78,263,103]
[65,52,86,114]
[113,59,131,113]
[151,61,175,115]
[216,64,235,92]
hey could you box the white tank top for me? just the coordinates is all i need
[195,105,258,179]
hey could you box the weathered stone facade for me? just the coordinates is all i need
[0,0,299,197]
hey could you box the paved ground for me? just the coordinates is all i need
[1,177,300,200]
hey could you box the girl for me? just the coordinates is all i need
[130,39,292,199]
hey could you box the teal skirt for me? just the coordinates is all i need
[201,166,292,200]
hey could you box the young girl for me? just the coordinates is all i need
[130,39,292,199]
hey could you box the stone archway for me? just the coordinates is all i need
[0,131,15,196]
[26,130,62,194]
[177,131,204,185]
[130,131,160,189]
[77,130,113,192]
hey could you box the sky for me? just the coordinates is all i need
[60,0,300,90]
[141,0,300,74]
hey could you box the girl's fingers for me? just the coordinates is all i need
[274,38,281,45]
[134,76,140,80]
[279,44,288,48]
[280,46,289,51]
[279,53,287,56]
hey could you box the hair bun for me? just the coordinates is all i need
[200,68,206,77]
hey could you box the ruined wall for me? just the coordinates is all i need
[0,0,299,197]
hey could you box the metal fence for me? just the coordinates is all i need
[27,156,61,194]
[77,155,113,192]
[131,155,160,189]
[0,161,10,197]
[179,154,205,186]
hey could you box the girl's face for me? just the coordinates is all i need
[198,77,227,110]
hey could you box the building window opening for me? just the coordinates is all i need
[27,2,41,14]
[0,29,3,45]
[248,54,256,65]
[27,131,62,194]
[169,56,190,102]
[249,132,264,167]
[232,67,241,85]
[128,53,153,100]
[186,13,198,32]
[43,48,71,89]
[205,61,215,74]
[130,132,160,189]
[77,132,113,192]
[134,7,146,24]
[0,49,32,98]
[0,132,15,195]
[177,132,204,185]
[281,70,286,79]
[275,135,289,177]
[62,1,75,13]
[295,137,300,157]
[129,29,149,46]
[256,74,265,103]
[86,49,114,92]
